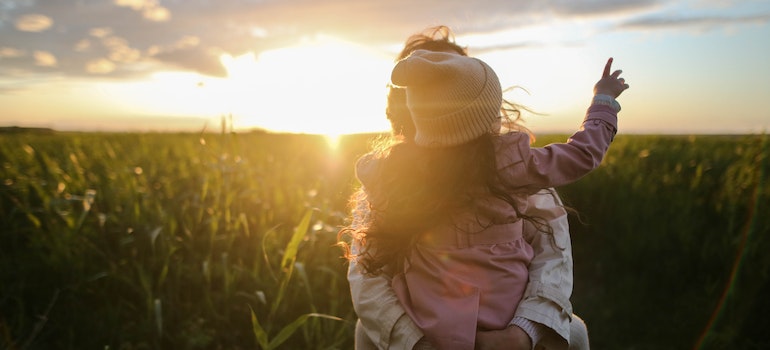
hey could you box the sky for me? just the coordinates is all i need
[1,0,769,135]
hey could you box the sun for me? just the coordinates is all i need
[218,35,394,136]
[87,35,395,135]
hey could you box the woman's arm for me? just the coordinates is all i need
[513,189,576,348]
[348,243,425,350]
[346,189,424,349]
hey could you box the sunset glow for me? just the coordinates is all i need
[215,36,393,135]
[1,1,769,134]
[73,35,395,135]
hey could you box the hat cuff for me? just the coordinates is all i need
[413,102,501,147]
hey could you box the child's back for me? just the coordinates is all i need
[355,50,627,350]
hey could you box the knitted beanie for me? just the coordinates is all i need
[390,49,502,147]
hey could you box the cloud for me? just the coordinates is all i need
[544,0,660,16]
[619,12,770,31]
[90,27,113,38]
[142,6,170,22]
[113,0,148,11]
[33,51,57,67]
[101,35,141,62]
[0,47,26,58]
[14,14,53,32]
[0,0,766,83]
[86,58,116,74]
[152,46,228,77]
[172,36,200,50]
[73,39,91,52]
[114,0,171,22]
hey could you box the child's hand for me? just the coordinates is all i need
[594,57,629,98]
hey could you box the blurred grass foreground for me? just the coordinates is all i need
[1,129,768,349]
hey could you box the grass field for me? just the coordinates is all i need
[1,129,768,349]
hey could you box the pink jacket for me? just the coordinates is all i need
[348,189,578,350]
[356,104,617,349]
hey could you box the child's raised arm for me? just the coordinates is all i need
[497,58,630,189]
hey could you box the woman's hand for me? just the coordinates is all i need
[594,57,629,98]
[475,325,532,350]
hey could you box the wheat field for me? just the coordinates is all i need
[1,130,767,349]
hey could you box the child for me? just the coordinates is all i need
[347,50,627,349]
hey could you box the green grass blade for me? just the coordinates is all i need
[270,209,314,317]
[261,226,279,283]
[249,306,269,349]
[267,313,343,350]
[280,209,313,271]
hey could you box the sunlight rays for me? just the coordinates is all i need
[218,35,393,136]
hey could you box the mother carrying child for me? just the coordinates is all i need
[340,26,629,350]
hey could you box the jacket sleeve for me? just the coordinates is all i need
[498,104,618,189]
[349,257,425,349]
[347,190,424,350]
[515,189,574,348]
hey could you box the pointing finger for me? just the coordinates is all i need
[603,57,613,78]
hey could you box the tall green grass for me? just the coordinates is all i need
[552,134,770,349]
[1,130,768,349]
[0,129,365,349]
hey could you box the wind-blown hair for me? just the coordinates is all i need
[338,26,550,276]
[342,130,553,275]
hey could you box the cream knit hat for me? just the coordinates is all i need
[390,49,502,147]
